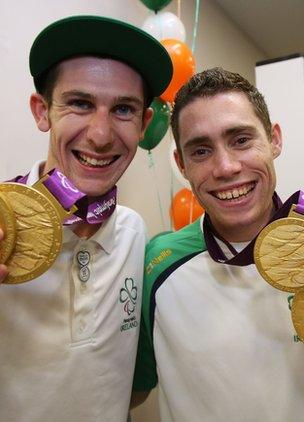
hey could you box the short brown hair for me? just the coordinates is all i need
[35,63,61,106]
[171,67,272,154]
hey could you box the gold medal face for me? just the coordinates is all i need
[0,183,62,284]
[291,290,304,341]
[0,192,16,264]
[254,216,304,292]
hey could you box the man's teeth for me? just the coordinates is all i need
[215,183,254,200]
[78,153,112,167]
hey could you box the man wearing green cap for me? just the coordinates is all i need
[0,15,172,422]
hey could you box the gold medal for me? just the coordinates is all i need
[254,205,304,293]
[291,290,304,341]
[0,176,77,284]
[0,192,17,264]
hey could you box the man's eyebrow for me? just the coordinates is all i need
[183,136,211,150]
[182,125,259,150]
[223,124,258,137]
[115,96,143,108]
[61,90,95,101]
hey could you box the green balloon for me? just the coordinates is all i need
[139,98,170,151]
[140,0,172,12]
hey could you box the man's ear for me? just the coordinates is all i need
[30,93,51,132]
[270,123,283,159]
[174,148,188,179]
[139,107,154,140]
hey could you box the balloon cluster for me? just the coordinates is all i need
[139,0,196,151]
[140,0,201,231]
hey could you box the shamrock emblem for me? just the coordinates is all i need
[120,278,138,315]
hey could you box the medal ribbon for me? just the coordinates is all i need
[12,168,117,225]
[295,190,304,214]
[203,190,301,266]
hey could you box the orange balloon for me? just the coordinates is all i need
[160,39,196,103]
[170,188,204,231]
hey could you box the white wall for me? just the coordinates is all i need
[256,56,304,202]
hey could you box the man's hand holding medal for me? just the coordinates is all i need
[0,169,117,284]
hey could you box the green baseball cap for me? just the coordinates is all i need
[29,15,173,99]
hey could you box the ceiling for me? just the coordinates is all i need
[214,0,304,59]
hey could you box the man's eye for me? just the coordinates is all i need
[68,99,92,110]
[193,147,208,157]
[236,136,249,145]
[114,104,134,116]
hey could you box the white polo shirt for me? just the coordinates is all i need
[0,161,147,422]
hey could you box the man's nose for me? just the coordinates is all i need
[212,149,242,179]
[86,108,113,149]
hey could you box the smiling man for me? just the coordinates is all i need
[132,68,304,421]
[0,15,172,422]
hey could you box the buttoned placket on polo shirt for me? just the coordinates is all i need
[65,209,115,346]
[76,249,91,282]
[70,238,99,345]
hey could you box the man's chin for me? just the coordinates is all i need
[80,184,114,198]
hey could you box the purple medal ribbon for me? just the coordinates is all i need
[12,169,117,225]
[43,169,85,210]
[203,190,302,266]
[295,190,304,214]
[63,185,117,225]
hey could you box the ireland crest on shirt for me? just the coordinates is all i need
[119,277,139,332]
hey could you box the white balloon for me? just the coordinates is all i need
[169,139,191,189]
[142,12,186,42]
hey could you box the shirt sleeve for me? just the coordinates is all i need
[132,312,158,391]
